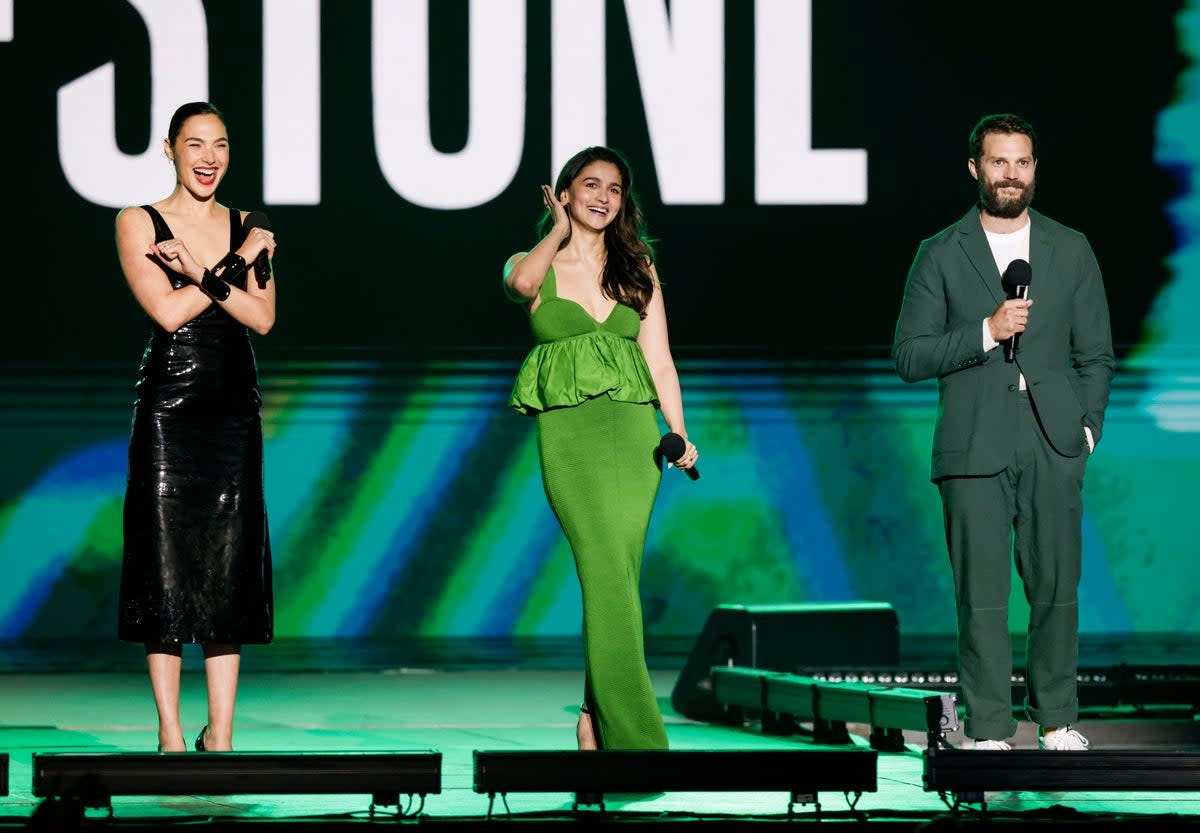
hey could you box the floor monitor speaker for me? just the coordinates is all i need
[671,602,900,721]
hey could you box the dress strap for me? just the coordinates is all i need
[140,204,172,242]
[228,207,245,248]
[540,265,558,303]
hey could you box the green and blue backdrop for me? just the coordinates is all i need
[2,0,1198,640]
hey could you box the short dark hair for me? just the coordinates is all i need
[969,113,1037,162]
[167,101,226,147]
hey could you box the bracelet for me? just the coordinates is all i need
[199,269,232,302]
[211,251,247,282]
[196,251,245,302]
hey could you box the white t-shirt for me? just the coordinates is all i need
[981,221,1031,387]
[984,221,1031,279]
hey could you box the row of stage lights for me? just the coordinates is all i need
[707,665,1200,810]
[798,664,1200,711]
[7,661,1200,820]
[18,747,877,820]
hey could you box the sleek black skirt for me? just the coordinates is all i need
[120,411,273,643]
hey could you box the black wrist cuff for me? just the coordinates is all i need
[199,269,232,302]
[211,251,247,282]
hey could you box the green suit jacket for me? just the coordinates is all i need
[892,206,1115,481]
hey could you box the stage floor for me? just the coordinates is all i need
[3,654,1200,829]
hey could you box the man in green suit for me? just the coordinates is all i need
[893,114,1114,751]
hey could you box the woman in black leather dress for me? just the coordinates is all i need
[115,102,276,753]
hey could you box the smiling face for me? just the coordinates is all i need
[561,160,624,231]
[164,113,229,198]
[969,131,1036,220]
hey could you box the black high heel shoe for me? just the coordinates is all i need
[194,725,209,752]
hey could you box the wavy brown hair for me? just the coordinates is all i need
[537,146,656,317]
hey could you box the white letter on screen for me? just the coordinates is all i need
[625,0,724,204]
[755,0,867,204]
[551,0,605,182]
[57,0,208,208]
[373,0,526,209]
[264,0,321,205]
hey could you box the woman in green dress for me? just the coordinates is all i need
[504,146,698,750]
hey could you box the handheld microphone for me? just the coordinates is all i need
[1000,258,1032,363]
[658,432,699,481]
[244,211,273,288]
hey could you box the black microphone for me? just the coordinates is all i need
[1000,258,1032,363]
[658,432,699,481]
[244,210,273,288]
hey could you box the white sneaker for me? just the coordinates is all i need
[1039,726,1089,750]
[972,738,1012,750]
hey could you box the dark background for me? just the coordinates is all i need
[0,1,1184,364]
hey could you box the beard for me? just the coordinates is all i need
[979,176,1035,219]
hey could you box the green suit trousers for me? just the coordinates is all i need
[937,392,1086,741]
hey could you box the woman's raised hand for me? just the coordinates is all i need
[542,184,571,240]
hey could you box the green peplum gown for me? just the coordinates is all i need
[509,267,669,750]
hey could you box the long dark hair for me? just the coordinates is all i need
[167,101,226,147]
[538,146,656,317]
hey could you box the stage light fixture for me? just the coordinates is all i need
[802,663,1200,712]
[473,749,877,814]
[758,670,849,742]
[803,667,953,686]
[709,664,774,716]
[712,667,959,750]
[1114,664,1200,709]
[865,685,958,750]
[758,671,816,719]
[714,667,855,744]
[32,751,441,812]
[710,666,797,733]
[924,747,1200,810]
